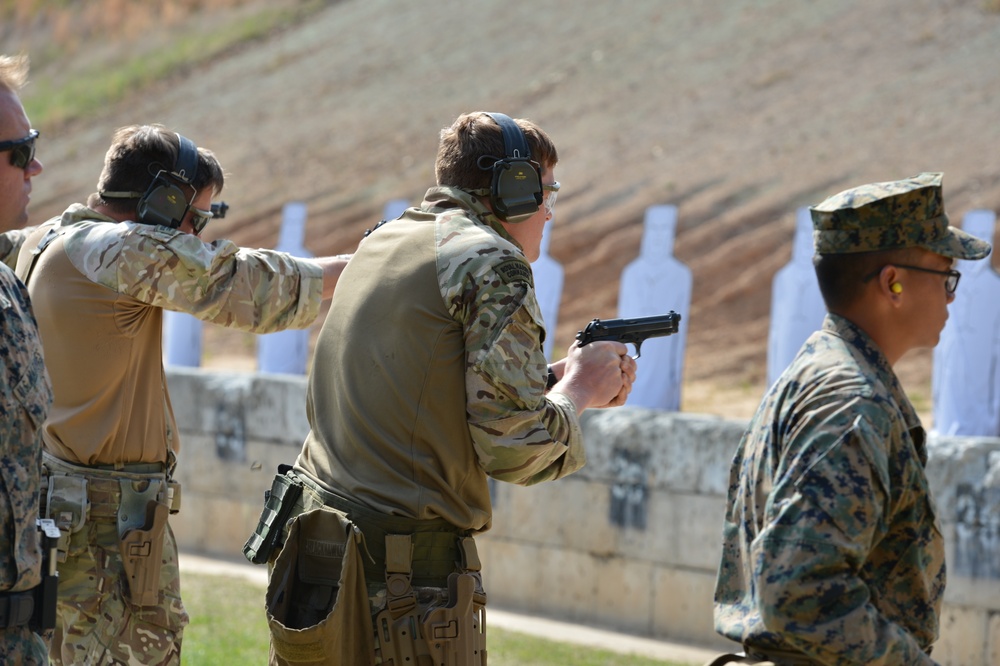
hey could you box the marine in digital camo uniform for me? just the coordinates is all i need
[2,124,349,665]
[0,52,53,666]
[710,173,992,666]
[255,111,635,665]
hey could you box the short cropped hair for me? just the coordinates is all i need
[814,246,922,311]
[89,124,225,215]
[435,111,558,191]
[0,53,29,94]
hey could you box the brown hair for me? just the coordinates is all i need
[434,111,558,190]
[89,124,225,215]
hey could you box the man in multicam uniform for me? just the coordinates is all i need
[263,111,636,665]
[2,124,350,665]
[0,53,53,666]
[709,173,992,666]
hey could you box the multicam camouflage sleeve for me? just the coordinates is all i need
[438,215,585,487]
[60,209,324,333]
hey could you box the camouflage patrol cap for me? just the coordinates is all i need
[810,172,991,260]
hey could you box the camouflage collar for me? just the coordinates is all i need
[823,313,924,437]
[58,203,118,228]
[421,187,521,250]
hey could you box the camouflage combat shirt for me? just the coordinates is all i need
[296,187,583,533]
[0,264,52,593]
[10,204,323,465]
[713,314,944,665]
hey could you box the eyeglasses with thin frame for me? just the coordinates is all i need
[543,181,560,216]
[0,129,39,169]
[863,263,961,294]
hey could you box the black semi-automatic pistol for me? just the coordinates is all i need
[575,311,682,358]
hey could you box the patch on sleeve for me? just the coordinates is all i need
[494,258,533,287]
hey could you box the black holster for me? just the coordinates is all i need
[31,518,60,631]
[244,464,303,565]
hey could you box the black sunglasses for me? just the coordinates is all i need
[0,129,39,169]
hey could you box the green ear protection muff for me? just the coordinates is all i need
[483,112,543,223]
[136,133,199,229]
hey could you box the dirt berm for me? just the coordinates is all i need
[5,0,1000,419]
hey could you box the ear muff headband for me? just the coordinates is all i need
[136,133,199,229]
[484,112,543,223]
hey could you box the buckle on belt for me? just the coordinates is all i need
[385,573,416,615]
[744,645,817,665]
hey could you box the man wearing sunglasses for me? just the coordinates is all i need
[710,173,991,666]
[0,128,40,230]
[2,123,350,665]
[0,53,53,666]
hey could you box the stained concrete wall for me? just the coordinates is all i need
[166,368,1000,665]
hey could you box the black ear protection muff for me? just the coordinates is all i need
[482,112,543,223]
[136,133,199,229]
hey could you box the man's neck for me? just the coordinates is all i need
[91,204,131,223]
[830,304,902,366]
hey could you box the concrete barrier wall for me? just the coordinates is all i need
[166,368,1000,665]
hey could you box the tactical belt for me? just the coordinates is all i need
[294,471,469,587]
[0,590,34,629]
[41,452,181,519]
[743,645,818,665]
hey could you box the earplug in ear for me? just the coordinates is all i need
[890,282,903,294]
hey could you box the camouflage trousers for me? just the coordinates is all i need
[0,626,51,665]
[50,515,188,665]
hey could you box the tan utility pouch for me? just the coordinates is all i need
[44,473,89,561]
[117,479,169,607]
[166,479,182,514]
[266,506,372,665]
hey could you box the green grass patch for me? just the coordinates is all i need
[21,1,326,128]
[487,629,693,666]
[181,572,271,665]
[179,571,694,666]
